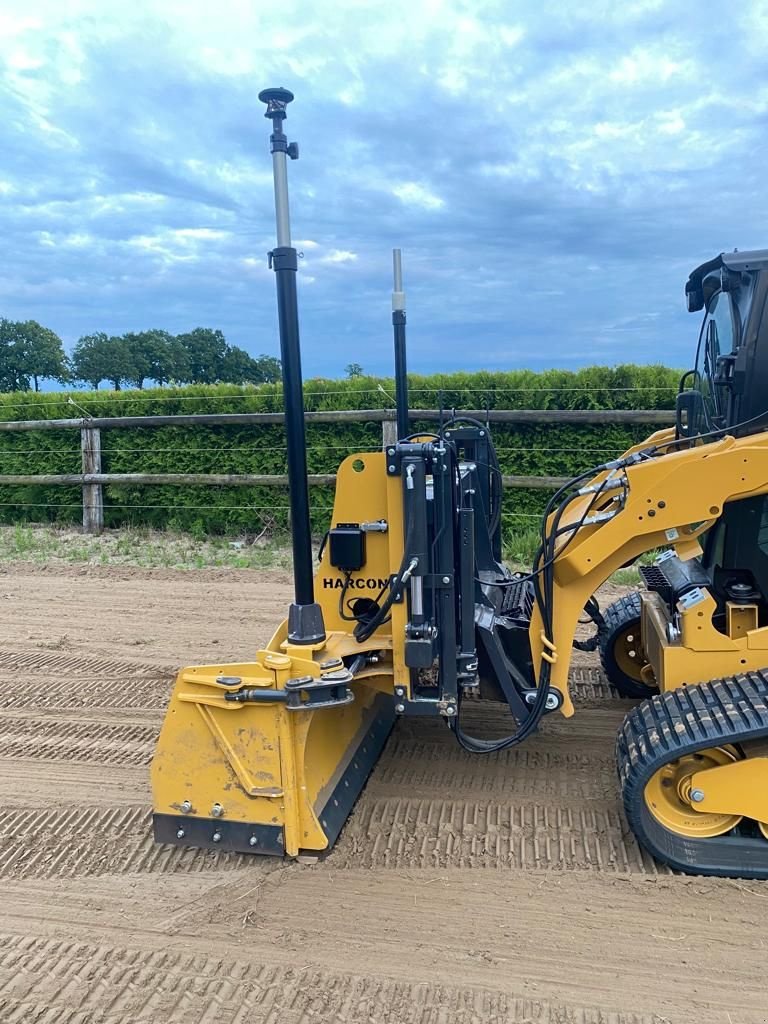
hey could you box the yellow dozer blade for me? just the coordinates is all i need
[151,645,395,856]
[152,451,401,856]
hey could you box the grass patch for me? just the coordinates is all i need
[0,522,656,584]
[0,524,293,570]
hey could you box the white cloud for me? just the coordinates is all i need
[392,183,444,210]
[320,249,357,264]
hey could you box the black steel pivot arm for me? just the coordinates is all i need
[259,87,325,644]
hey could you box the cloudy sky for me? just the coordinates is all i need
[1,0,767,378]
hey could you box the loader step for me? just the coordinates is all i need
[617,671,768,878]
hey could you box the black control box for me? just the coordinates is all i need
[329,523,366,572]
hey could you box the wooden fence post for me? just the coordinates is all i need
[382,414,398,450]
[81,425,103,535]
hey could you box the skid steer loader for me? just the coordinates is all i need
[151,88,768,878]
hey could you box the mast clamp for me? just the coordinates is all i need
[267,247,298,271]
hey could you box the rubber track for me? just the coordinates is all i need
[0,932,662,1024]
[617,670,768,878]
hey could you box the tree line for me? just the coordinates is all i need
[0,320,282,391]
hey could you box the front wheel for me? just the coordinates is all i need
[599,593,658,699]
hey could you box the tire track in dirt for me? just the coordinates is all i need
[0,675,172,711]
[0,806,252,879]
[0,649,175,678]
[0,758,149,808]
[331,794,662,873]
[0,718,156,765]
[375,740,616,798]
[0,931,661,1024]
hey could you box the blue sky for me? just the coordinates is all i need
[1,0,767,378]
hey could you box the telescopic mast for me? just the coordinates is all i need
[258,87,325,644]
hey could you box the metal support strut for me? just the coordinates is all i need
[259,87,325,644]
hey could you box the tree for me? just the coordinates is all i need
[122,329,189,389]
[0,319,31,391]
[345,362,364,378]
[176,328,228,384]
[150,333,190,386]
[252,354,281,383]
[103,335,135,390]
[219,345,261,384]
[219,347,282,385]
[71,333,111,390]
[71,333,134,390]
[122,331,155,389]
[14,321,68,391]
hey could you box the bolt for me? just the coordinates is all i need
[545,693,560,711]
[395,687,405,696]
[180,800,192,813]
[388,448,395,456]
[388,464,396,472]
[445,705,456,716]
[479,430,485,436]
[690,788,705,803]
[395,703,405,713]
[442,576,450,584]
[176,828,185,839]
[212,831,222,843]
[249,836,259,847]
[211,803,223,818]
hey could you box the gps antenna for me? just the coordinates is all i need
[258,87,325,645]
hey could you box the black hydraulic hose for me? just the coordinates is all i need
[354,496,418,644]
[453,478,619,753]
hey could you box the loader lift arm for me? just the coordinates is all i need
[529,429,768,715]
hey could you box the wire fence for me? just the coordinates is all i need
[0,402,673,536]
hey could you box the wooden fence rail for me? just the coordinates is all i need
[0,408,675,535]
[0,407,674,433]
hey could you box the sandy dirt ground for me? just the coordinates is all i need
[0,562,766,1024]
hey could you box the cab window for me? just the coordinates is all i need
[695,290,736,424]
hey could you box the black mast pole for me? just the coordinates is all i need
[258,87,325,645]
[392,249,409,439]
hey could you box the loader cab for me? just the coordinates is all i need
[678,250,768,436]
[676,250,768,615]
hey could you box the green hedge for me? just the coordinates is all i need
[0,364,680,540]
